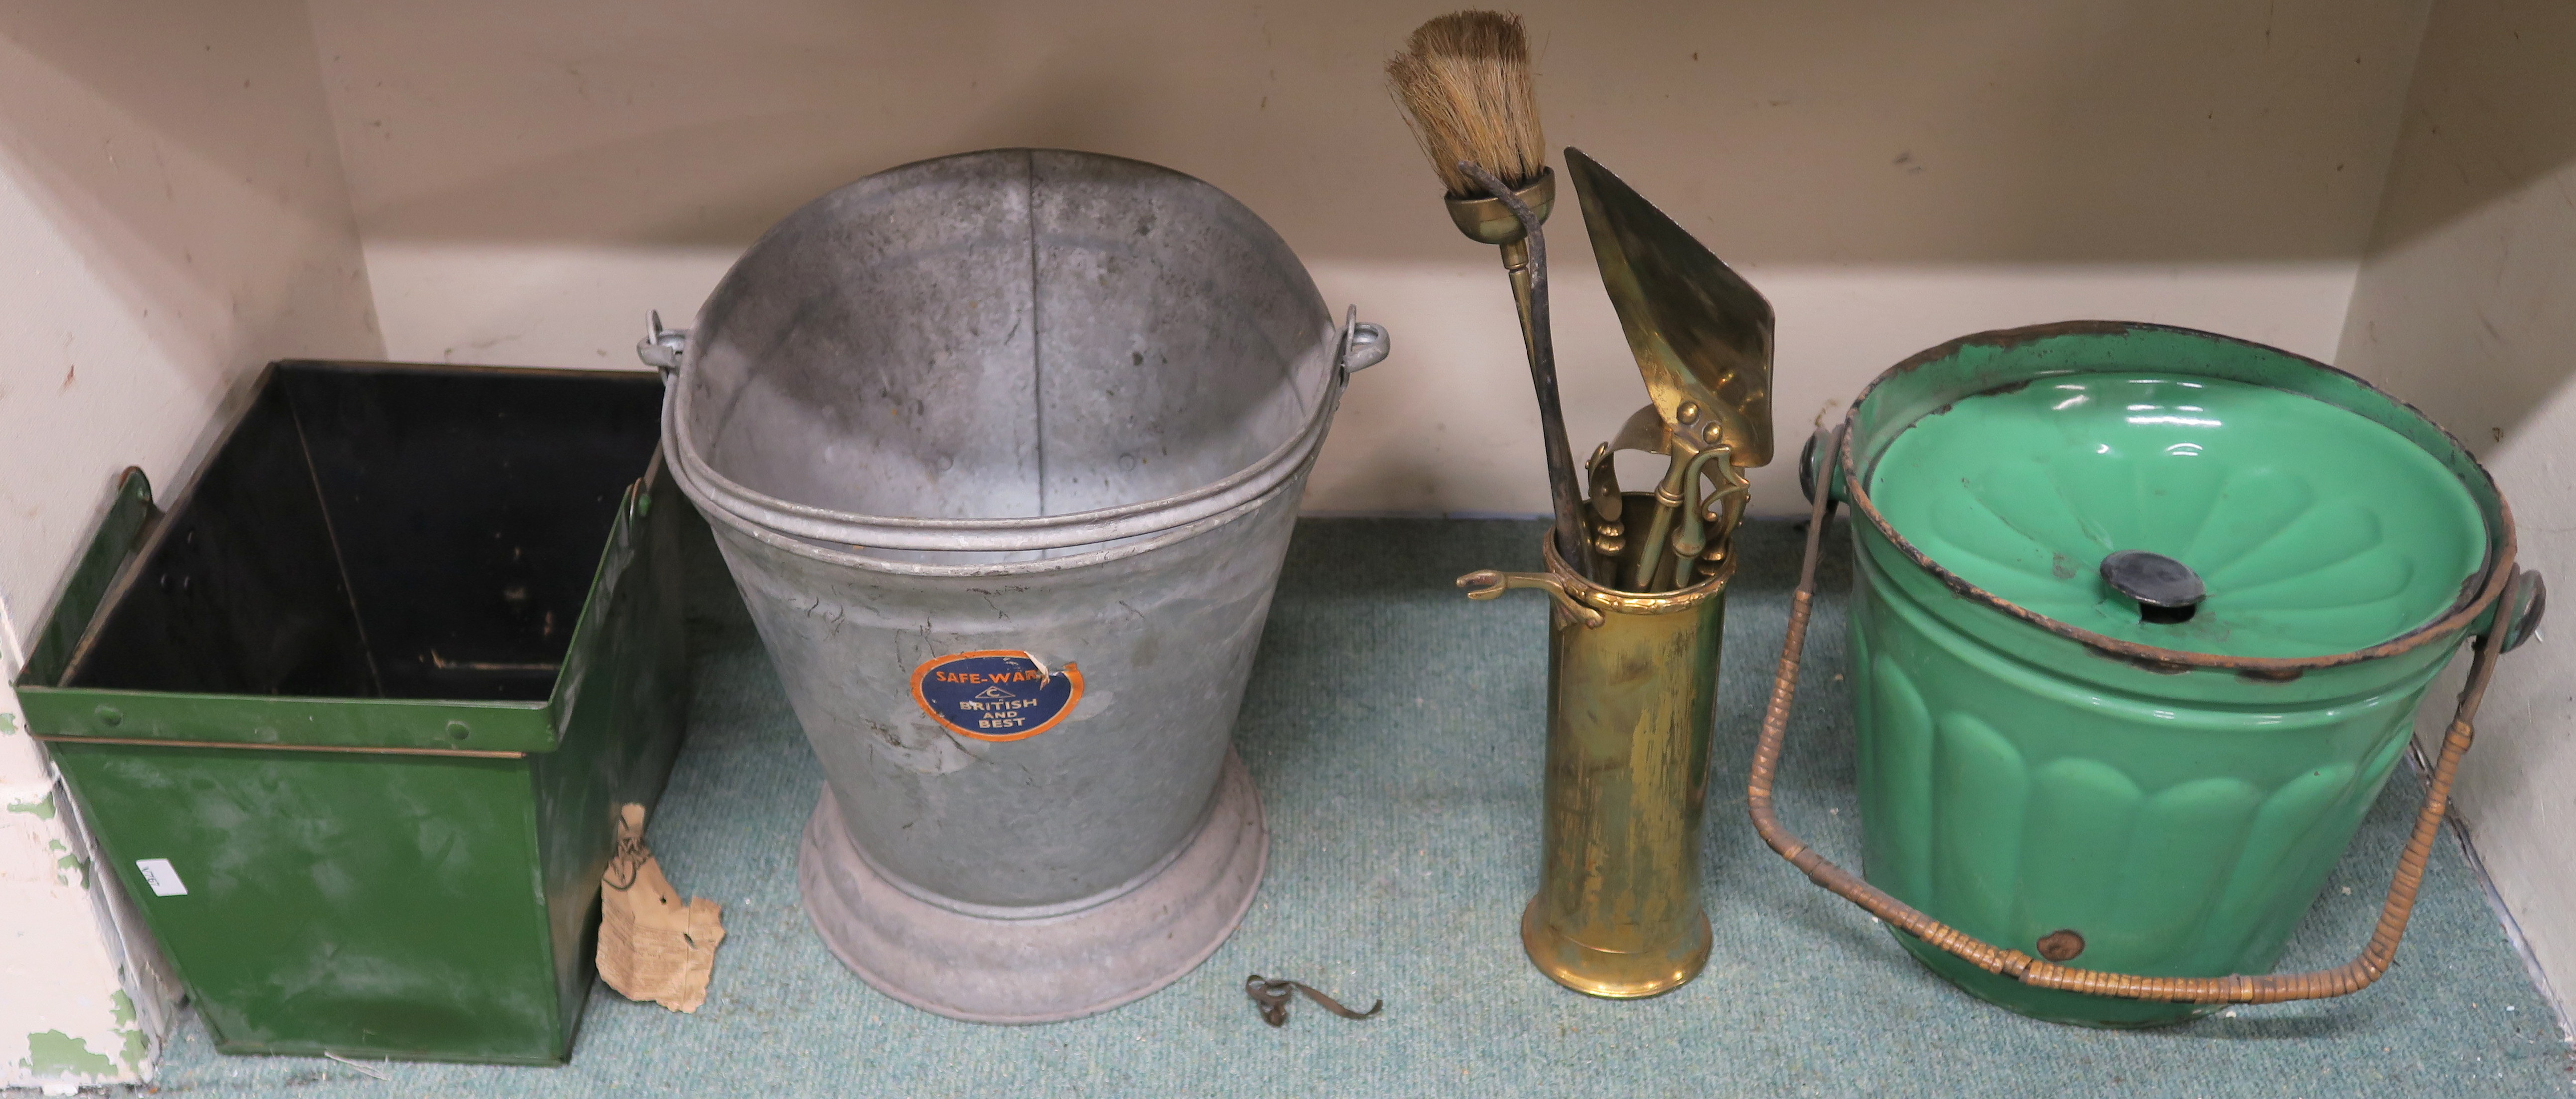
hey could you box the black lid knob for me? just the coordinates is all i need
[2101,550,2204,623]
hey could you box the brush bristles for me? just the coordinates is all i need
[1387,11,1546,198]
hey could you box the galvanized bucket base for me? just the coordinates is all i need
[798,751,1268,1024]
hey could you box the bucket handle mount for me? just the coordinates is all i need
[1748,422,2529,1006]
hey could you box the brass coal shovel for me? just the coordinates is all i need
[1565,148,1774,590]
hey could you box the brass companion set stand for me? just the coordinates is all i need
[1391,11,1776,999]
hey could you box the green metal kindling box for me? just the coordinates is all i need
[16,361,696,1065]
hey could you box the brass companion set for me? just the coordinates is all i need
[1390,12,1774,999]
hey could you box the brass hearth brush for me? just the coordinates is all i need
[1388,11,1591,578]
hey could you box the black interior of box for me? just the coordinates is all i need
[65,362,665,702]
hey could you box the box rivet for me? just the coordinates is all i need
[446,721,471,741]
[95,706,122,727]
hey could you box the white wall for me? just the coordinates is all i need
[2334,0,2576,1029]
[0,2,383,632]
[305,0,2429,517]
[0,0,382,1088]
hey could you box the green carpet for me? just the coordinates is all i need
[135,518,2573,1097]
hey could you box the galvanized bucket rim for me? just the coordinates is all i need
[664,357,1342,555]
[1835,319,2519,676]
[666,355,1338,552]
[674,425,1313,579]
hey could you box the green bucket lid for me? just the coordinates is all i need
[1864,340,2490,661]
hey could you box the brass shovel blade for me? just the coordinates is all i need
[1565,147,1775,467]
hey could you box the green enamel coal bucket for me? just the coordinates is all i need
[1748,321,2545,1027]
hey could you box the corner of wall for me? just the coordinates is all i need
[0,0,392,1087]
[2332,0,2576,1045]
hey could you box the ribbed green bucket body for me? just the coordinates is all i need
[1833,323,2504,1026]
[1849,526,2448,1025]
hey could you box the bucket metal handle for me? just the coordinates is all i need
[1337,305,1391,374]
[638,311,689,377]
[1748,422,2528,1005]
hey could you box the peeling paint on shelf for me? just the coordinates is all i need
[20,1030,114,1078]
[2,686,169,1088]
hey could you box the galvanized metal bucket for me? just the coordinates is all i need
[1752,322,2543,1027]
[653,149,1387,1023]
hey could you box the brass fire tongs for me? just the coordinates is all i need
[1563,148,1774,592]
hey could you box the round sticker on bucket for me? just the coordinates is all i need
[910,651,1085,742]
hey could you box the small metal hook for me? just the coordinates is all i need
[1245,974,1383,1028]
